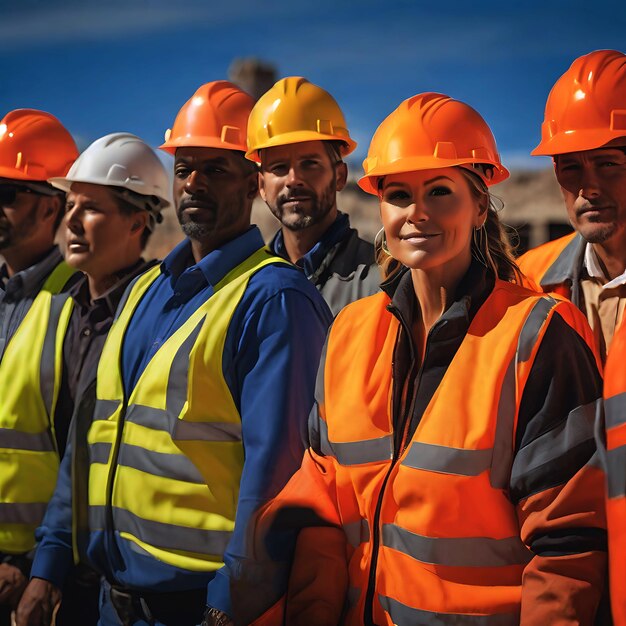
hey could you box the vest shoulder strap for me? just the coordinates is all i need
[42,261,76,294]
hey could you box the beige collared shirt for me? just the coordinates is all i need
[580,243,626,363]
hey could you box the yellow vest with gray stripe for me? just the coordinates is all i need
[0,262,75,554]
[88,246,287,571]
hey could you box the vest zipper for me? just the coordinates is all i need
[363,314,441,625]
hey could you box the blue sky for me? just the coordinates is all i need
[2,0,625,171]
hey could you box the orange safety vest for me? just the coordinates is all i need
[265,280,598,626]
[517,231,579,299]
[604,317,626,625]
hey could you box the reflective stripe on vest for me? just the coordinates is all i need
[378,595,519,626]
[88,247,288,571]
[317,284,579,625]
[0,263,75,553]
[604,318,626,626]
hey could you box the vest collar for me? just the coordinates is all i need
[540,233,585,288]
[0,246,62,301]
[161,226,266,290]
[270,212,351,280]
[383,259,494,335]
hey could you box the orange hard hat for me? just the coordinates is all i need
[0,109,78,182]
[532,50,626,156]
[358,92,508,195]
[160,81,254,154]
[246,76,356,162]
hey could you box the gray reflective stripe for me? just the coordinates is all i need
[125,404,169,432]
[308,337,329,456]
[0,428,55,452]
[40,294,71,417]
[540,234,583,288]
[117,443,205,484]
[606,393,626,430]
[173,420,241,442]
[382,524,532,568]
[166,317,206,417]
[89,505,231,556]
[490,358,516,489]
[343,518,370,548]
[123,404,242,442]
[517,297,556,363]
[319,417,392,465]
[314,336,328,408]
[511,400,597,482]
[607,445,626,498]
[89,441,112,464]
[89,505,106,530]
[379,595,519,626]
[0,501,48,525]
[345,586,360,610]
[93,399,121,421]
[401,442,492,476]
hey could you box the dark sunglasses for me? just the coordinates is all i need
[0,182,61,206]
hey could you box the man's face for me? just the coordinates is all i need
[555,147,626,245]
[259,140,347,231]
[173,147,256,248]
[0,182,51,251]
[64,182,146,277]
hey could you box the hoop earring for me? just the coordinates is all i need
[471,224,488,268]
[376,227,392,256]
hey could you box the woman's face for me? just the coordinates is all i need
[379,167,483,273]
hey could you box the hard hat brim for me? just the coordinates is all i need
[358,157,509,195]
[0,165,48,182]
[159,136,248,155]
[531,128,626,156]
[246,131,357,162]
[49,176,171,209]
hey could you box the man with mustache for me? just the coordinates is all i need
[16,82,331,626]
[519,49,626,365]
[0,109,78,626]
[518,49,626,625]
[247,77,380,316]
[15,132,170,626]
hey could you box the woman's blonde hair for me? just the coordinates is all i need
[375,167,523,284]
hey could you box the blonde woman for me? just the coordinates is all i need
[244,93,607,626]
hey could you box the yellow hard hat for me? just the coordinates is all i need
[246,76,357,161]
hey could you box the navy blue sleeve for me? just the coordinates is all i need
[30,439,74,588]
[205,283,331,619]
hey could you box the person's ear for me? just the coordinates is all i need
[41,195,61,221]
[246,170,259,200]
[258,171,267,202]
[475,195,489,228]
[335,161,348,192]
[130,211,149,236]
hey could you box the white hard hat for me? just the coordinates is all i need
[49,132,172,229]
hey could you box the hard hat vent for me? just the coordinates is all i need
[611,110,626,131]
[317,119,333,135]
[221,125,241,146]
[434,142,457,159]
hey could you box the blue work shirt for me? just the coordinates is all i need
[270,211,351,281]
[32,226,332,618]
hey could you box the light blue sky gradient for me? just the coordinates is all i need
[3,0,625,171]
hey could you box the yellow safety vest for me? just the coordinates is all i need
[0,261,75,554]
[88,246,286,571]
